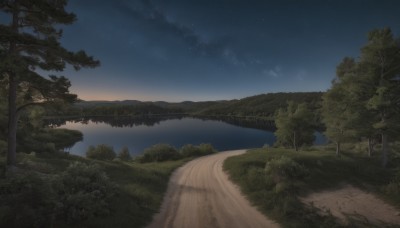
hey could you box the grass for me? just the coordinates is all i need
[2,143,400,227]
[223,145,400,227]
[79,159,188,228]
[0,152,188,228]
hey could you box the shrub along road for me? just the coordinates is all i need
[147,150,279,228]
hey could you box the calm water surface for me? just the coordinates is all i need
[60,117,325,156]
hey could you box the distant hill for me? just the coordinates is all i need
[69,92,323,118]
[195,92,323,118]
[75,100,142,107]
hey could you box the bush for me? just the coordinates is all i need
[0,172,57,228]
[265,156,309,183]
[198,143,217,155]
[179,143,217,158]
[118,146,132,161]
[57,162,116,224]
[86,144,116,160]
[139,144,180,163]
[245,167,267,191]
[0,162,117,227]
[180,144,202,157]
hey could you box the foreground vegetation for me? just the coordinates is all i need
[0,141,217,227]
[0,151,188,228]
[224,145,400,227]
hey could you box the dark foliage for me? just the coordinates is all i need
[86,144,116,161]
[117,146,132,161]
[179,143,217,157]
[57,162,116,224]
[138,144,181,163]
[0,172,57,228]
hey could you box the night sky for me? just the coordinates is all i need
[59,0,400,102]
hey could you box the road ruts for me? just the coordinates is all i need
[146,150,279,228]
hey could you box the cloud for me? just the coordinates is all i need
[115,0,243,65]
[222,48,241,65]
[295,69,307,81]
[264,65,282,78]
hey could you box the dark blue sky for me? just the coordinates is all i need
[59,0,400,102]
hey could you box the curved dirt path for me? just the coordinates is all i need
[147,150,279,228]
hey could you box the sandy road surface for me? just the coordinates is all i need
[147,150,279,228]
[301,184,400,225]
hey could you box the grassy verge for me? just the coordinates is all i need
[223,145,400,227]
[0,152,188,228]
[80,158,188,228]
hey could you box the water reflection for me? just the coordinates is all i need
[45,115,185,128]
[50,116,325,157]
[52,116,276,156]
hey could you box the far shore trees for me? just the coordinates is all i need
[274,102,315,151]
[0,0,99,171]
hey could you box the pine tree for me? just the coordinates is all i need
[275,102,315,151]
[0,0,99,171]
[322,59,360,156]
[360,28,400,167]
[323,28,400,166]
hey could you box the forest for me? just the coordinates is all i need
[49,91,323,120]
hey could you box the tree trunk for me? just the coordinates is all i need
[367,137,374,157]
[293,131,298,151]
[6,3,19,172]
[382,133,388,168]
[336,142,340,157]
[7,73,17,170]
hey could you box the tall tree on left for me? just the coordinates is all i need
[0,0,100,171]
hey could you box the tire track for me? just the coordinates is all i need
[146,150,279,228]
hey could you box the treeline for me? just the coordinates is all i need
[322,28,400,167]
[49,92,323,121]
[273,28,400,168]
[52,102,185,117]
[45,115,185,128]
[195,92,323,118]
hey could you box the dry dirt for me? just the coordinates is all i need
[301,184,400,226]
[146,150,279,228]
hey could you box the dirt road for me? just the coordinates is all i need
[301,184,400,225]
[147,150,279,228]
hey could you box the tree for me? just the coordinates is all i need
[322,60,360,156]
[359,28,400,167]
[0,0,99,170]
[86,144,116,161]
[274,102,315,151]
[323,28,400,166]
[118,146,132,161]
[139,144,180,163]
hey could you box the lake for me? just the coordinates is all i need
[57,116,326,157]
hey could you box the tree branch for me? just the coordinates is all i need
[16,101,47,114]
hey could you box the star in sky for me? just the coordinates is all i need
[57,0,400,102]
